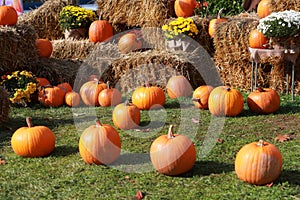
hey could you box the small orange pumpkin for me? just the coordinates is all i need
[208,8,227,38]
[174,0,200,17]
[132,82,166,110]
[38,85,65,107]
[57,82,73,93]
[88,15,113,43]
[98,82,122,107]
[65,91,81,107]
[112,101,141,130]
[192,85,214,109]
[150,125,196,176]
[257,0,272,19]
[36,77,50,87]
[235,140,282,185]
[247,87,280,114]
[11,117,55,157]
[80,79,107,106]
[0,1,18,26]
[249,29,268,49]
[208,86,244,117]
[79,119,121,165]
[36,38,53,58]
[118,32,143,54]
[166,75,193,99]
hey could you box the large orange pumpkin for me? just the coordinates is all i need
[208,86,244,117]
[235,140,282,185]
[65,91,81,107]
[249,29,268,49]
[166,75,193,99]
[174,0,200,17]
[132,83,166,110]
[36,77,50,87]
[247,87,280,114]
[118,32,143,54]
[35,38,53,58]
[38,85,65,107]
[150,125,196,176]
[257,0,272,19]
[88,16,113,43]
[79,119,121,165]
[192,85,214,109]
[98,82,122,107]
[208,8,227,38]
[11,117,55,157]
[112,101,141,130]
[0,1,18,26]
[80,79,107,106]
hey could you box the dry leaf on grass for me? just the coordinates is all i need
[134,190,144,200]
[191,118,200,124]
[274,133,296,143]
[0,157,6,165]
[266,182,274,187]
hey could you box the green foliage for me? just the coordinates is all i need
[196,0,244,16]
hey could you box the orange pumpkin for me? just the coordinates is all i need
[132,83,166,110]
[192,85,214,109]
[80,79,107,106]
[247,87,280,114]
[35,38,53,58]
[235,140,282,185]
[65,91,81,107]
[166,75,193,99]
[112,101,141,130]
[208,8,227,38]
[36,77,50,87]
[118,33,143,54]
[38,85,65,107]
[208,86,244,117]
[88,16,113,43]
[79,119,121,165]
[249,29,268,49]
[150,125,196,176]
[11,117,55,157]
[0,2,18,26]
[57,82,73,93]
[257,0,272,19]
[174,0,200,17]
[98,82,122,107]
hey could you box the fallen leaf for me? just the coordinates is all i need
[274,133,294,143]
[266,182,273,187]
[134,190,144,200]
[0,158,6,165]
[135,128,150,132]
[217,138,223,143]
[125,175,130,180]
[191,118,200,124]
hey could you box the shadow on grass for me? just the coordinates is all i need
[278,170,300,186]
[51,145,78,157]
[112,153,151,165]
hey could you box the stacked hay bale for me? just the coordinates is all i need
[18,0,77,40]
[0,24,37,74]
[271,0,300,12]
[0,87,10,123]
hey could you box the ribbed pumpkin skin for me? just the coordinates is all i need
[166,75,193,99]
[37,77,50,87]
[132,85,166,110]
[247,88,280,114]
[112,102,141,130]
[57,82,73,93]
[11,119,55,157]
[98,88,122,107]
[150,126,196,176]
[249,29,268,49]
[89,20,113,43]
[235,140,282,185]
[80,80,107,106]
[38,86,65,107]
[208,86,244,116]
[174,0,198,17]
[257,0,272,19]
[65,91,81,107]
[0,5,18,26]
[79,122,121,165]
[192,85,213,109]
[36,39,53,58]
[118,33,143,54]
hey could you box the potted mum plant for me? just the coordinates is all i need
[59,5,97,39]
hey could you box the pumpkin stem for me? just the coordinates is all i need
[192,98,203,105]
[2,0,5,5]
[225,87,231,92]
[257,87,265,92]
[26,117,33,128]
[257,140,265,147]
[167,125,175,139]
[217,8,224,19]
[106,81,110,89]
[124,100,130,106]
[95,119,102,127]
[98,11,103,20]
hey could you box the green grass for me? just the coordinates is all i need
[0,94,299,199]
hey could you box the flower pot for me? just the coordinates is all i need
[64,28,87,40]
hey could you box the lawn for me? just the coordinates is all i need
[0,94,299,199]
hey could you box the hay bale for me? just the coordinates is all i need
[51,39,96,60]
[97,0,176,33]
[271,0,300,12]
[18,0,77,40]
[0,24,38,74]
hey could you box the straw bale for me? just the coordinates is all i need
[97,0,176,34]
[52,39,96,60]
[18,0,77,40]
[0,24,38,74]
[271,0,300,12]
